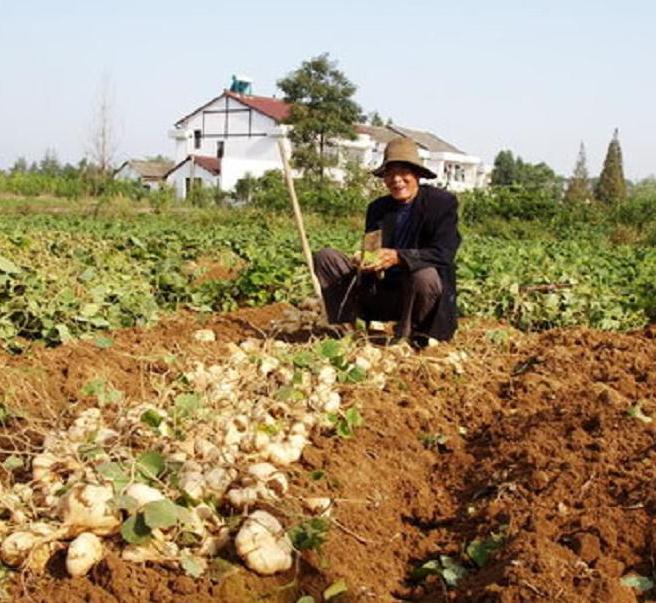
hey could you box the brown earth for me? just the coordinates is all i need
[2,306,656,602]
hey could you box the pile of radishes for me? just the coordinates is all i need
[0,336,397,579]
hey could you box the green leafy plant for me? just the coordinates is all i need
[327,407,363,438]
[288,517,330,551]
[411,555,468,587]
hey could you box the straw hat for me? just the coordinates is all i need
[372,136,437,179]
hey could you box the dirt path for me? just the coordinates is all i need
[2,308,655,602]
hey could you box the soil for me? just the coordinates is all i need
[2,306,656,602]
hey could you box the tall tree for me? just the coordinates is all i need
[595,129,627,204]
[564,142,592,203]
[277,53,361,180]
[88,75,118,176]
[491,150,516,185]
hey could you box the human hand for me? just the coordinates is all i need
[361,248,400,272]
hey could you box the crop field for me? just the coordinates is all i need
[0,201,654,602]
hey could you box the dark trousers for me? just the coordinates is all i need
[313,248,442,339]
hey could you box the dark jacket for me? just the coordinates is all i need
[365,185,461,341]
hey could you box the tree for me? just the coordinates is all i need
[595,128,627,204]
[491,150,516,185]
[10,157,28,174]
[277,53,361,180]
[88,75,118,176]
[564,142,592,203]
[39,149,61,176]
[368,111,385,127]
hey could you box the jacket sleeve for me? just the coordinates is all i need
[397,193,460,272]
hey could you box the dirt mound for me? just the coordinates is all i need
[2,309,655,602]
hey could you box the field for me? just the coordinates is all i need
[0,199,655,602]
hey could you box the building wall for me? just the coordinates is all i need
[165,162,219,198]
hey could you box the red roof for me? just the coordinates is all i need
[165,155,221,178]
[175,91,291,126]
[193,155,221,175]
[225,91,291,122]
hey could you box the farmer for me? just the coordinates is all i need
[313,136,461,346]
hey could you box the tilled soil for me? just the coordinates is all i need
[2,306,656,602]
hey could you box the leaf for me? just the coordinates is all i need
[2,455,23,472]
[627,402,652,424]
[309,469,325,481]
[94,336,113,349]
[80,303,100,318]
[466,535,504,568]
[296,597,315,603]
[621,574,655,593]
[292,350,315,368]
[114,495,139,513]
[288,517,330,551]
[141,409,164,428]
[0,256,20,275]
[411,559,442,580]
[174,393,202,418]
[97,461,130,493]
[207,557,238,582]
[439,556,468,587]
[136,451,166,481]
[316,339,343,360]
[180,550,205,578]
[323,579,348,600]
[143,499,178,530]
[342,365,366,383]
[120,513,152,545]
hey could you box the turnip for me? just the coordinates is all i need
[235,510,292,575]
[66,532,103,577]
[58,484,120,536]
[124,483,164,508]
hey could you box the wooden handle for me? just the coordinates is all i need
[277,139,324,304]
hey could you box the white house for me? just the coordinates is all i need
[167,87,488,197]
[114,159,173,190]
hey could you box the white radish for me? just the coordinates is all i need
[58,484,120,536]
[235,510,292,575]
[66,532,103,577]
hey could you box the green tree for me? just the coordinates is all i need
[595,128,627,204]
[491,150,517,185]
[277,53,361,180]
[564,142,592,203]
[368,111,385,127]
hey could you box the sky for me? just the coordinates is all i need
[0,0,654,179]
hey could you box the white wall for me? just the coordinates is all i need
[166,161,220,198]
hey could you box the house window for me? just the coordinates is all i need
[217,141,225,159]
[193,130,202,150]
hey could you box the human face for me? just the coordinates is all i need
[383,163,420,202]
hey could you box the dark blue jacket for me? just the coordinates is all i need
[365,185,461,340]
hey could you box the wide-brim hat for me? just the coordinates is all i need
[372,136,437,179]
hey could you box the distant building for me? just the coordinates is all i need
[167,85,488,197]
[114,159,173,190]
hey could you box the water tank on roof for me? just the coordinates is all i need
[230,74,253,95]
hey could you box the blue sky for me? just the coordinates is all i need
[1,0,654,178]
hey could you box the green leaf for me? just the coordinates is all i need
[141,409,164,428]
[276,386,305,402]
[288,517,330,551]
[439,556,468,587]
[174,393,202,418]
[466,535,504,568]
[207,557,238,582]
[120,513,152,545]
[97,461,130,493]
[296,597,315,603]
[411,559,442,580]
[0,256,20,275]
[2,455,23,472]
[342,365,366,383]
[309,469,325,481]
[316,339,343,360]
[142,499,178,530]
[94,336,114,349]
[621,574,655,593]
[136,451,166,481]
[180,550,205,578]
[113,495,139,513]
[627,402,652,424]
[323,579,348,600]
[80,303,100,318]
[292,350,315,368]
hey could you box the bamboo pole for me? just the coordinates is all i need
[277,138,324,303]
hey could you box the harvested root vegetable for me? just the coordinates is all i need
[66,532,103,577]
[58,484,120,536]
[1,523,62,571]
[125,484,165,508]
[235,510,292,575]
[122,540,179,563]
